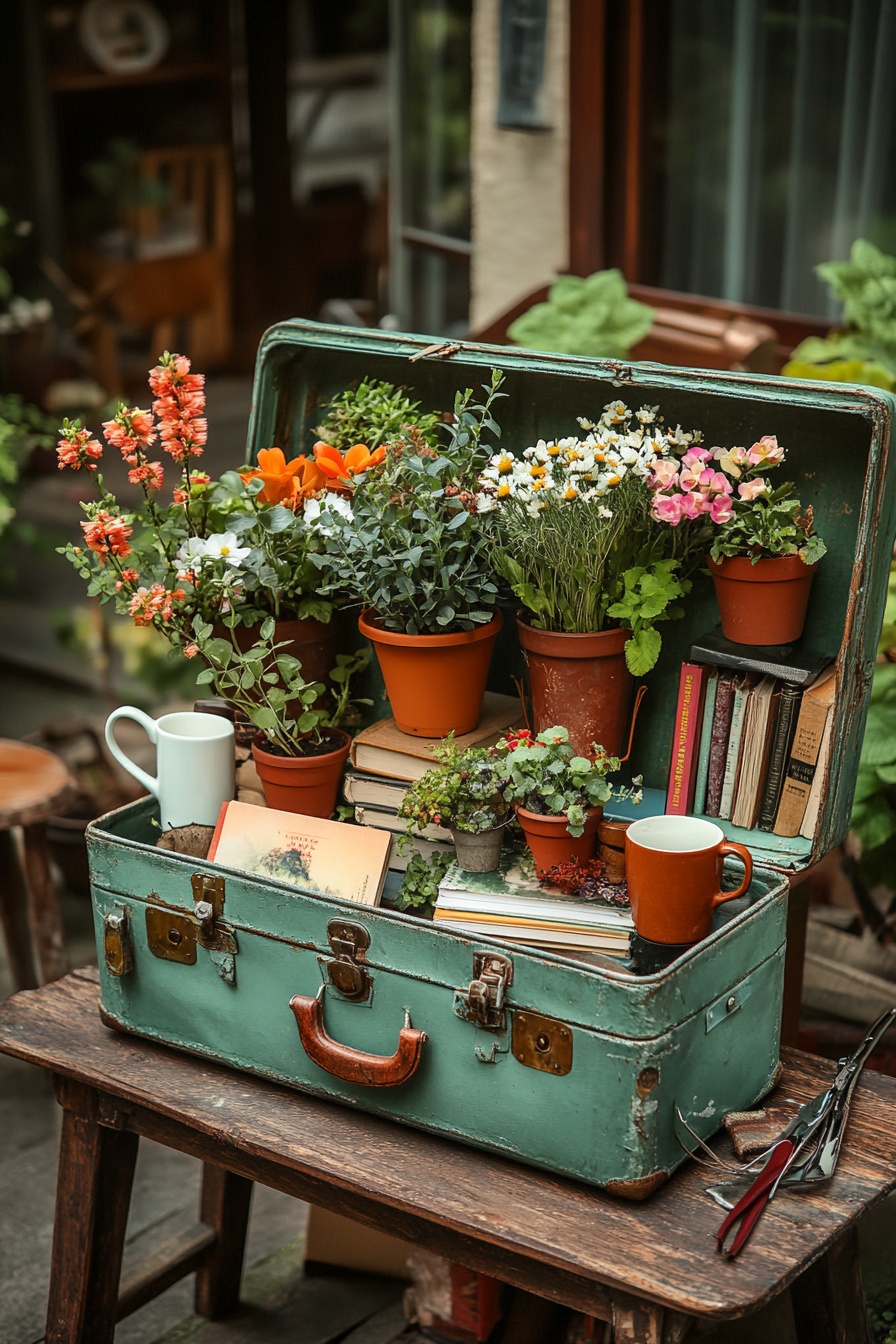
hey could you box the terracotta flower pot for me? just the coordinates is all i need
[707,554,819,646]
[450,825,504,873]
[516,615,633,757]
[516,806,602,875]
[251,729,351,817]
[358,610,503,738]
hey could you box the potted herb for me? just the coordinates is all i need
[648,434,826,645]
[189,616,369,817]
[491,726,620,875]
[476,400,703,754]
[57,352,348,685]
[398,734,512,873]
[312,372,507,737]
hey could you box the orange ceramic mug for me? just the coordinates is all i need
[625,815,753,945]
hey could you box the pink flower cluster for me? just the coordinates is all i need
[126,583,186,626]
[81,510,133,560]
[149,353,207,464]
[648,437,782,528]
[56,425,103,472]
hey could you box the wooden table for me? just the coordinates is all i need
[1,969,893,1344]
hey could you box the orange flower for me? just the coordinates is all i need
[241,447,326,508]
[312,441,386,487]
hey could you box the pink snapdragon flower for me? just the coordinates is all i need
[714,445,749,478]
[709,495,735,523]
[737,477,767,501]
[747,435,784,466]
[651,493,685,524]
[648,458,680,490]
[681,447,712,471]
[56,425,102,471]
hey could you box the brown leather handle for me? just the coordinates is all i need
[289,990,427,1088]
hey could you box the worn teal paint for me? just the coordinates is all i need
[245,321,896,872]
[88,799,787,1192]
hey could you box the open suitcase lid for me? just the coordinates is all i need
[245,320,896,875]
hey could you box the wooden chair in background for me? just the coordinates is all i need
[71,144,234,396]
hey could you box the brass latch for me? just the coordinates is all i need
[103,907,134,977]
[512,1010,573,1075]
[145,873,238,983]
[320,919,371,1001]
[454,952,513,1031]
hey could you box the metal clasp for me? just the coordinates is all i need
[320,919,372,1002]
[454,952,514,1031]
[103,906,134,977]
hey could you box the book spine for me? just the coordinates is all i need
[757,684,801,831]
[705,674,736,817]
[773,694,833,837]
[665,663,708,814]
[718,678,750,821]
[693,670,719,814]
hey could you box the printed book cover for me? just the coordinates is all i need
[208,800,391,906]
[436,853,633,930]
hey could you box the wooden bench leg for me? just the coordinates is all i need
[46,1082,139,1344]
[610,1291,692,1342]
[789,1227,872,1344]
[0,828,38,990]
[22,821,69,984]
[194,1163,253,1319]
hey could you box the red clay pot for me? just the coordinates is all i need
[358,609,502,738]
[707,554,819,646]
[516,616,633,757]
[251,729,351,817]
[516,806,602,876]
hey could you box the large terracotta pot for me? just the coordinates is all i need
[358,610,502,738]
[516,806,602,875]
[251,729,351,817]
[707,554,819,646]
[516,616,633,757]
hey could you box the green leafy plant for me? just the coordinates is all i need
[492,726,620,836]
[398,734,512,836]
[850,563,896,889]
[190,615,369,756]
[784,239,896,391]
[314,378,441,451]
[312,371,507,634]
[507,269,654,359]
[0,394,56,538]
[477,400,703,675]
[393,849,454,919]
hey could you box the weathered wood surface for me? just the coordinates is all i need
[1,969,894,1329]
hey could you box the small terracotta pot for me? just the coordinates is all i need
[450,825,504,873]
[516,616,633,757]
[707,554,819,646]
[251,729,351,817]
[516,806,602,875]
[358,609,502,738]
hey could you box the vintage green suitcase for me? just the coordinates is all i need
[87,322,896,1193]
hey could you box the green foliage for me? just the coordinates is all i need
[507,270,654,360]
[191,614,370,756]
[0,394,56,539]
[784,239,896,389]
[312,373,506,634]
[707,480,827,566]
[492,726,619,836]
[398,733,511,836]
[393,849,454,918]
[851,564,896,888]
[314,377,442,451]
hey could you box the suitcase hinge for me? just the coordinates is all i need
[320,919,372,1002]
[454,952,513,1031]
[103,906,134,977]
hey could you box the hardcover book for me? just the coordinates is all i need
[354,803,451,843]
[349,692,522,782]
[705,672,737,816]
[689,630,834,687]
[774,667,839,837]
[665,662,709,815]
[207,800,391,906]
[342,770,411,811]
[718,674,756,821]
[730,676,778,830]
[693,669,719,815]
[757,682,802,832]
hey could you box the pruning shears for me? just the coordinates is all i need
[709,1005,896,1258]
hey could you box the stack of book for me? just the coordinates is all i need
[665,634,837,838]
[434,854,634,956]
[344,692,522,873]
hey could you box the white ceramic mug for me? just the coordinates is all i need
[105,708,235,831]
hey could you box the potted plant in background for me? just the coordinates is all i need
[312,371,507,738]
[189,615,369,817]
[648,433,826,645]
[476,401,704,755]
[506,269,654,359]
[492,726,620,875]
[398,733,512,872]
